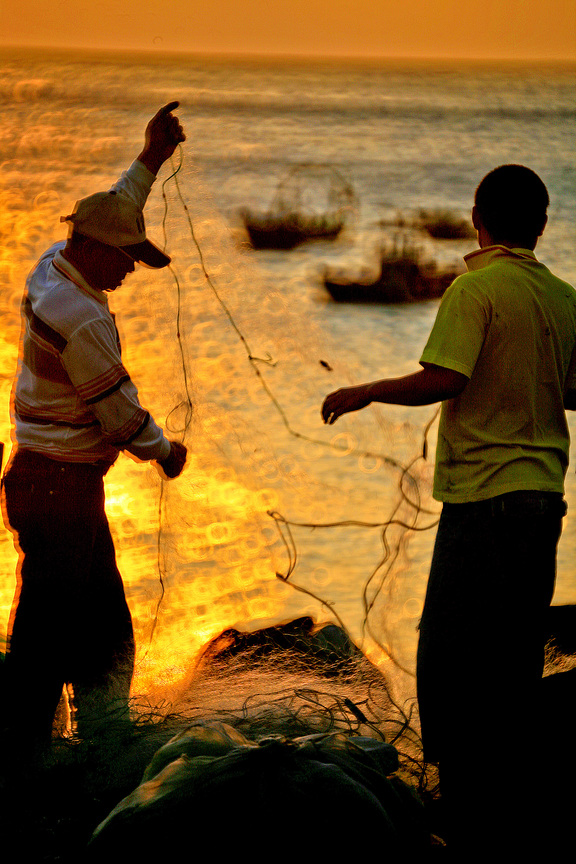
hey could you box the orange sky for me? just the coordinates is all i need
[1,0,575,59]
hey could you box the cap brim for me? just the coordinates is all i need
[120,239,171,269]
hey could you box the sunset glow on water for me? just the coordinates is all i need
[0,165,423,699]
[1,48,575,705]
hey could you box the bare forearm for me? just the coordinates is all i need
[136,148,165,177]
[321,365,468,424]
[366,370,457,406]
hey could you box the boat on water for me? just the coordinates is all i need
[416,208,475,240]
[240,163,356,250]
[322,238,462,303]
[241,209,345,250]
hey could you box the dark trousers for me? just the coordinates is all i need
[2,449,135,741]
[416,491,565,855]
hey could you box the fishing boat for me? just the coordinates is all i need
[240,163,356,250]
[416,208,475,240]
[322,236,462,303]
[241,209,345,250]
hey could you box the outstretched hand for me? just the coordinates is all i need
[138,102,186,175]
[321,384,372,424]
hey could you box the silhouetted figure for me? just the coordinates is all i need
[1,104,188,745]
[322,165,576,855]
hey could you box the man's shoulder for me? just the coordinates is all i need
[27,244,113,339]
[28,241,66,279]
[437,269,492,313]
[450,251,576,311]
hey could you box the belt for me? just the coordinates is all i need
[443,490,567,518]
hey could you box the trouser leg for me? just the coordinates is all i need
[416,493,564,854]
[68,515,135,734]
[2,451,134,741]
[2,456,86,742]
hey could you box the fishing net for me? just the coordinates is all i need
[0,82,449,860]
[102,151,437,688]
[86,721,430,859]
[0,140,441,765]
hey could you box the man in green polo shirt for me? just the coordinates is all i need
[321,164,576,855]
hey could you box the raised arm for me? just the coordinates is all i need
[137,101,186,176]
[321,364,468,424]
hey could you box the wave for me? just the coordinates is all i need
[1,73,574,127]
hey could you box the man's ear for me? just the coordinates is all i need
[538,214,548,237]
[472,205,481,231]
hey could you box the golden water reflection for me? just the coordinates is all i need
[0,157,441,704]
[103,456,292,696]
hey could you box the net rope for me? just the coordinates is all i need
[0,141,442,779]
[119,148,442,701]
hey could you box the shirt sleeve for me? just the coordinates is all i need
[61,316,171,462]
[92,160,170,460]
[109,159,157,211]
[420,276,490,379]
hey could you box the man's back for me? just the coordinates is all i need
[421,245,576,502]
[320,163,573,857]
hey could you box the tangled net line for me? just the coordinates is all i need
[145,149,440,781]
[153,148,441,654]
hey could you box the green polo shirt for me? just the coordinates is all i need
[420,245,576,503]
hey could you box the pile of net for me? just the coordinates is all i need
[87,720,429,859]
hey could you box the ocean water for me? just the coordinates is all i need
[1,47,575,697]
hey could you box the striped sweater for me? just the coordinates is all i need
[13,161,171,465]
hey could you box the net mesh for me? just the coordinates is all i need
[107,152,440,698]
[0,148,441,757]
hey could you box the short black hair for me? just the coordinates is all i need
[474,164,549,244]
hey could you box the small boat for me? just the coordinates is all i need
[241,209,345,250]
[240,163,356,251]
[417,208,475,240]
[323,238,462,303]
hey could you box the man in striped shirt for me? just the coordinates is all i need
[2,103,187,742]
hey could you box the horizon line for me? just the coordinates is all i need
[1,41,575,65]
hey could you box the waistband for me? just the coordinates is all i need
[443,490,567,518]
[5,448,113,477]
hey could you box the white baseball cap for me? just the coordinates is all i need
[61,190,170,269]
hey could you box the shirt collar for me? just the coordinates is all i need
[464,245,537,272]
[52,250,108,305]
